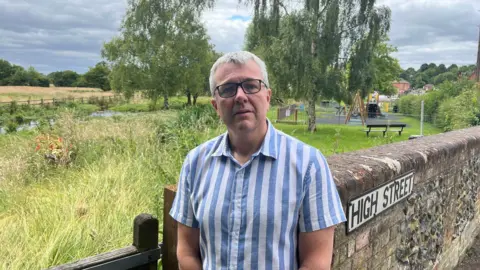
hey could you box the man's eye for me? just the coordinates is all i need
[220,84,236,94]
[243,82,259,92]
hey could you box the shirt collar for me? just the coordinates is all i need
[211,118,278,160]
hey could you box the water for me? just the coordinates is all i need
[89,110,123,117]
[0,119,54,134]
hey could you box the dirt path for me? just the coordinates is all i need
[455,233,480,269]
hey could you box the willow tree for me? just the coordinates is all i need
[244,0,391,131]
[102,0,213,109]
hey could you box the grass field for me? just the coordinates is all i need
[0,86,115,102]
[0,102,443,269]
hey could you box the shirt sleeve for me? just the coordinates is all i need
[169,154,199,228]
[299,150,346,232]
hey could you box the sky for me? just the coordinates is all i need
[0,0,479,74]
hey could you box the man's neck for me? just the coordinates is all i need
[228,122,268,165]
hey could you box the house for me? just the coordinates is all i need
[423,84,434,91]
[392,79,411,94]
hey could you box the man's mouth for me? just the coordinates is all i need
[235,110,252,115]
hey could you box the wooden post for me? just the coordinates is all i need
[294,109,298,124]
[133,213,159,270]
[81,97,84,104]
[27,98,30,105]
[41,98,44,106]
[163,185,179,270]
[276,108,280,121]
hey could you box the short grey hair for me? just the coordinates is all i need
[209,51,270,95]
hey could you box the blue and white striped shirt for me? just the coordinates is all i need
[170,119,346,269]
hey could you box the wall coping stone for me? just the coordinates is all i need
[328,126,480,205]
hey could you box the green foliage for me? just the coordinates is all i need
[370,38,403,96]
[82,62,111,91]
[110,103,151,113]
[48,70,80,87]
[102,0,215,107]
[0,59,50,87]
[245,0,391,131]
[0,59,16,85]
[400,62,476,87]
[398,79,479,131]
[437,89,479,131]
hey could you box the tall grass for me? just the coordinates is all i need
[0,105,222,269]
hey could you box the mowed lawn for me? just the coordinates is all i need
[267,107,443,156]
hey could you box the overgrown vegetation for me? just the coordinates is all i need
[398,79,479,131]
[0,104,223,269]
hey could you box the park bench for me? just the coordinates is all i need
[364,123,407,137]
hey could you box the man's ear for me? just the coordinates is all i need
[267,88,272,103]
[211,98,220,116]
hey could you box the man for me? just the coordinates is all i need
[170,51,346,269]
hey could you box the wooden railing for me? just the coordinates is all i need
[47,213,162,270]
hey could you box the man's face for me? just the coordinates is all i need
[211,60,272,134]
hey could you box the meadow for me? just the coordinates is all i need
[0,97,443,269]
[0,86,115,102]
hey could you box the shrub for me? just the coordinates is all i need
[6,121,18,133]
[437,89,479,131]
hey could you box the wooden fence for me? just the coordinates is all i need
[276,104,307,124]
[47,213,162,270]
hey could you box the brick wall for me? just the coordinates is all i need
[162,126,480,269]
[330,126,480,270]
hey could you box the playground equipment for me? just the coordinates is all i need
[367,91,380,118]
[344,91,367,125]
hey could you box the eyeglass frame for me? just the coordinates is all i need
[214,79,269,98]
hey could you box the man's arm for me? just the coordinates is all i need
[177,223,202,270]
[298,226,335,270]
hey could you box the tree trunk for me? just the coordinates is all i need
[308,95,317,132]
[193,94,198,105]
[186,89,192,106]
[163,94,169,110]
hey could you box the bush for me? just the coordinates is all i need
[437,89,479,131]
[6,121,18,133]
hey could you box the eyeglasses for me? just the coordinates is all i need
[214,79,268,98]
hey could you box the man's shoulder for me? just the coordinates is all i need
[273,127,325,159]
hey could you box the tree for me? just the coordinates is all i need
[400,67,416,85]
[437,64,447,73]
[370,38,402,96]
[7,66,28,86]
[0,59,15,85]
[447,64,458,72]
[83,62,111,90]
[419,63,429,72]
[48,70,80,87]
[433,72,456,85]
[244,0,391,131]
[102,0,213,108]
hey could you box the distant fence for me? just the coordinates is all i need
[47,213,162,270]
[0,95,123,108]
[276,104,307,124]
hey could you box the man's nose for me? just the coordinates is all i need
[234,85,248,102]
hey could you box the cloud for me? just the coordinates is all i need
[0,0,478,73]
[377,0,480,69]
